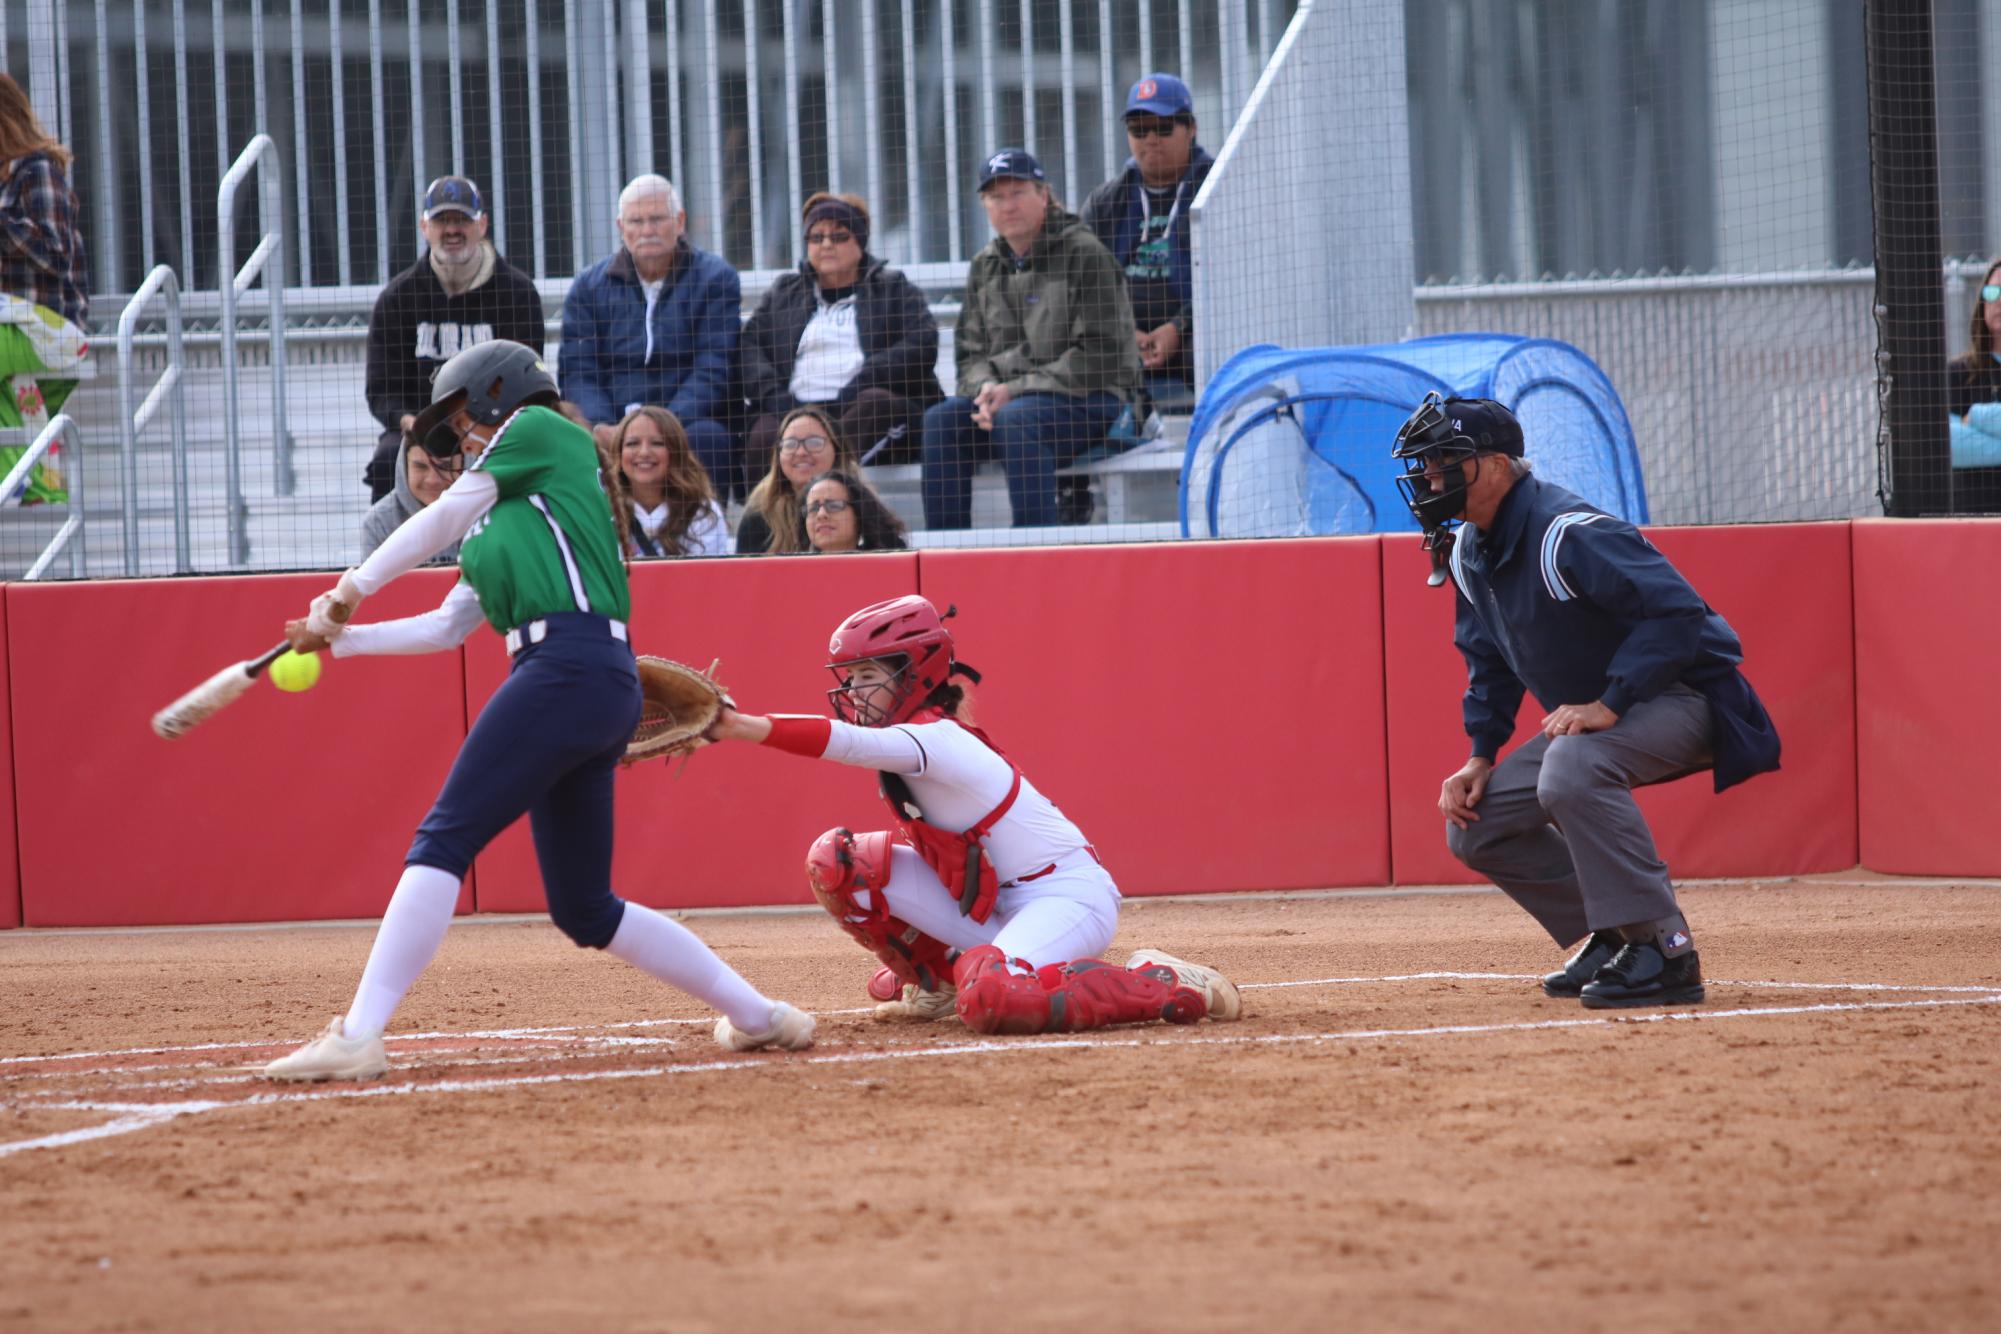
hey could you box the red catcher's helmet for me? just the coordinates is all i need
[825,595,955,725]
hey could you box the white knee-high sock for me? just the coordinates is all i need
[342,865,462,1039]
[605,903,776,1032]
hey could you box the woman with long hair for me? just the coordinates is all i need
[600,406,731,557]
[0,73,89,504]
[1949,259,2001,468]
[735,404,860,554]
[798,468,908,553]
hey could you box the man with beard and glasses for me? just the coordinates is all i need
[363,176,547,502]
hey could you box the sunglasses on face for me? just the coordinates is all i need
[1126,117,1187,139]
[805,497,852,516]
[1983,284,2000,303]
[807,230,855,246]
[779,434,831,455]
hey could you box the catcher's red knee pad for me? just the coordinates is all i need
[807,827,955,992]
[806,826,894,916]
[952,945,1054,1035]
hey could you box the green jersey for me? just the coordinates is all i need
[459,405,631,631]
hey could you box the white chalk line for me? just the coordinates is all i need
[4,988,1998,1161]
[0,1008,881,1070]
[1243,971,2001,995]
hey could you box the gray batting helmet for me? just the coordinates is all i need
[410,339,559,457]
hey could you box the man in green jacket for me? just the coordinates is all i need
[921,149,1142,529]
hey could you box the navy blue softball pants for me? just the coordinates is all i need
[406,614,642,948]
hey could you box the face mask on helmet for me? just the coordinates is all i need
[1392,391,1483,539]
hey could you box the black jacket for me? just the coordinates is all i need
[1448,474,1780,792]
[365,246,546,433]
[738,255,944,418]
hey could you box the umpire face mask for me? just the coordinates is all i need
[1392,392,1482,538]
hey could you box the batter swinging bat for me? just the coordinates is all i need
[150,642,293,739]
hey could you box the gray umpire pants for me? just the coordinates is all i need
[1445,684,1714,947]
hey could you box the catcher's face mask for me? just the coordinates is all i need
[828,656,911,727]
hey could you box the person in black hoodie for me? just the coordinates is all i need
[738,193,942,485]
[362,176,546,500]
[1081,74,1214,408]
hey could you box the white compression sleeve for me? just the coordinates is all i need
[604,904,777,1032]
[332,580,487,658]
[342,864,462,1038]
[349,470,499,597]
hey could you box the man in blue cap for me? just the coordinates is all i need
[1083,73,1212,409]
[920,148,1140,529]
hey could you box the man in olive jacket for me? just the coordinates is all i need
[920,148,1141,529]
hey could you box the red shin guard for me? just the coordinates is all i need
[952,945,1206,1034]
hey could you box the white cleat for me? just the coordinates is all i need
[715,1001,817,1052]
[261,1017,389,1082]
[872,983,959,1023]
[1123,950,1244,1022]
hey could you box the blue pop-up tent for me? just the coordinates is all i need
[1180,333,1647,538]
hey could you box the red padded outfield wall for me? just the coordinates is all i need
[1852,520,2001,875]
[7,571,473,926]
[917,538,1392,893]
[1,517,1961,928]
[0,590,17,929]
[1380,524,1858,885]
[468,552,920,914]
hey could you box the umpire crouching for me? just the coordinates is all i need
[1393,392,1780,1009]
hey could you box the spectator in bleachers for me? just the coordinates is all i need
[561,174,742,498]
[1949,259,2001,467]
[363,175,545,502]
[1082,73,1211,411]
[739,192,942,486]
[600,405,731,558]
[737,404,864,555]
[0,72,89,506]
[360,434,463,562]
[800,467,908,553]
[922,149,1140,530]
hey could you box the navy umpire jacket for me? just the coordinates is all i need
[1446,473,1781,792]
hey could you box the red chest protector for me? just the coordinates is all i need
[878,712,1021,924]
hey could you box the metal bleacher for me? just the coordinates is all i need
[10,266,1189,580]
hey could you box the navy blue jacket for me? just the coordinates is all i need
[1447,474,1781,792]
[559,239,741,427]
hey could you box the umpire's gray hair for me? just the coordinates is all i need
[618,174,683,219]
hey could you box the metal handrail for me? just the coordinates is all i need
[218,134,290,568]
[117,264,190,575]
[1,415,85,580]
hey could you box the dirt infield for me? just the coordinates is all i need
[3,878,1998,1332]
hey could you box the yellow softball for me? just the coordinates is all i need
[268,649,323,693]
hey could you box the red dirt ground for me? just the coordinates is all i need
[3,878,1998,1332]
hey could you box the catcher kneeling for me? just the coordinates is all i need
[703,595,1242,1034]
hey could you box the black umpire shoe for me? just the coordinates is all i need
[1541,930,1624,998]
[1578,942,1706,1009]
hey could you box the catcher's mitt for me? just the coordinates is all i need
[624,656,731,764]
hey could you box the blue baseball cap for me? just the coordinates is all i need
[1125,73,1194,119]
[421,176,485,221]
[977,147,1047,191]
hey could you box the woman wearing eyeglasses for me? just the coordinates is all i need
[737,192,944,486]
[800,468,909,553]
[737,405,864,554]
[1949,263,2001,468]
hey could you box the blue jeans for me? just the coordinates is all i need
[920,391,1125,528]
